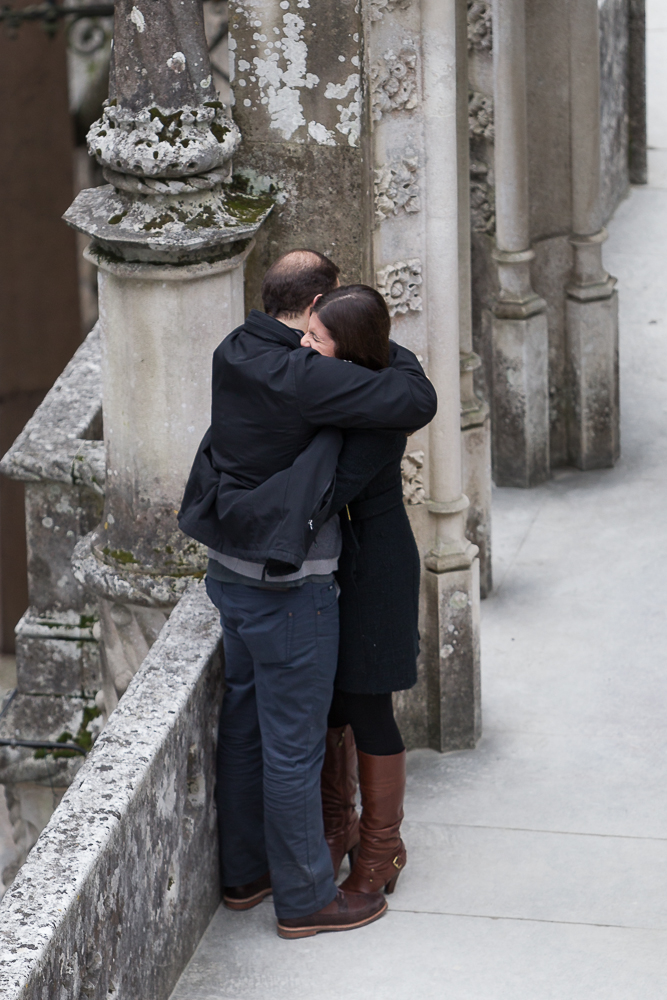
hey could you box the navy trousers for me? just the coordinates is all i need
[205,576,339,919]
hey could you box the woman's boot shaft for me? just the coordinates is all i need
[341,749,407,894]
[321,725,360,877]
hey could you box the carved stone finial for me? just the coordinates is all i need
[64,0,271,264]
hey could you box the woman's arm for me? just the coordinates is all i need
[328,430,406,516]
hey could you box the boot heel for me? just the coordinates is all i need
[384,871,401,895]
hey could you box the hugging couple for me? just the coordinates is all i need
[179,249,437,939]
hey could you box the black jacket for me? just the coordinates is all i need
[179,310,437,573]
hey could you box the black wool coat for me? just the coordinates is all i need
[329,430,420,694]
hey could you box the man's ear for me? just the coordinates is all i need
[310,293,323,312]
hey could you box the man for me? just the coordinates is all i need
[179,249,436,939]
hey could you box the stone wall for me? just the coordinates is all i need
[0,583,224,1000]
[600,0,631,222]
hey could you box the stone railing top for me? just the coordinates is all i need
[0,582,223,1000]
[0,326,105,494]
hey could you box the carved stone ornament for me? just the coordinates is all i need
[371,47,419,122]
[401,450,426,504]
[374,157,420,223]
[88,101,241,179]
[376,258,423,316]
[470,160,495,234]
[368,0,413,21]
[469,90,494,141]
[467,0,492,52]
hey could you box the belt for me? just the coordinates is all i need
[346,483,403,521]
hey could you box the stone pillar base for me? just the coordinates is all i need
[492,311,550,487]
[424,559,481,752]
[462,417,492,597]
[566,290,620,470]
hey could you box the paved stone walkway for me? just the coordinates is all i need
[170,8,667,999]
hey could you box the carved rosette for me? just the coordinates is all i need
[470,161,495,234]
[469,90,494,141]
[376,259,423,316]
[368,0,413,21]
[467,0,492,52]
[401,450,426,504]
[374,157,420,223]
[371,47,419,122]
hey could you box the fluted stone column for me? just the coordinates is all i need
[566,0,619,470]
[64,0,270,718]
[491,0,549,487]
[422,0,481,751]
[456,0,492,598]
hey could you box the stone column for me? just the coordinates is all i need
[228,0,370,305]
[566,0,619,471]
[422,0,481,752]
[64,0,271,718]
[491,0,549,487]
[456,0,492,597]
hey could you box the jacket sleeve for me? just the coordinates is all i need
[293,342,437,431]
[327,430,405,515]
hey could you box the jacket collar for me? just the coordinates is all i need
[244,309,304,349]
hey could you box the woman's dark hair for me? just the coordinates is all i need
[312,285,391,371]
[261,249,340,318]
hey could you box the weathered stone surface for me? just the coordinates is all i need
[0,583,224,1000]
[0,327,104,491]
[229,0,370,310]
[599,0,630,224]
[24,482,103,615]
[110,0,217,113]
[15,611,100,699]
[566,291,620,470]
[423,561,481,752]
[64,185,270,265]
[492,311,550,488]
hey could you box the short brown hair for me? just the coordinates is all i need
[261,249,340,319]
[312,285,391,371]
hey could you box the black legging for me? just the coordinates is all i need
[327,690,405,756]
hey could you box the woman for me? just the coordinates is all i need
[301,285,423,896]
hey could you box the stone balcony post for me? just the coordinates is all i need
[491,0,550,487]
[422,0,481,751]
[64,0,271,718]
[566,0,620,470]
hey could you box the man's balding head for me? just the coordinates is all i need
[261,249,340,322]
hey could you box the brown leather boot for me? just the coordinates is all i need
[321,725,360,878]
[340,749,407,895]
[277,888,387,939]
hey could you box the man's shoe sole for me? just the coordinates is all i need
[223,887,273,911]
[276,898,388,939]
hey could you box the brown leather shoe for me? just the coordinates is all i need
[321,725,360,877]
[223,872,272,911]
[277,888,387,939]
[340,749,407,895]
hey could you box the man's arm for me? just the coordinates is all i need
[293,342,437,431]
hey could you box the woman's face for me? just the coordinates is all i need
[301,312,337,357]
